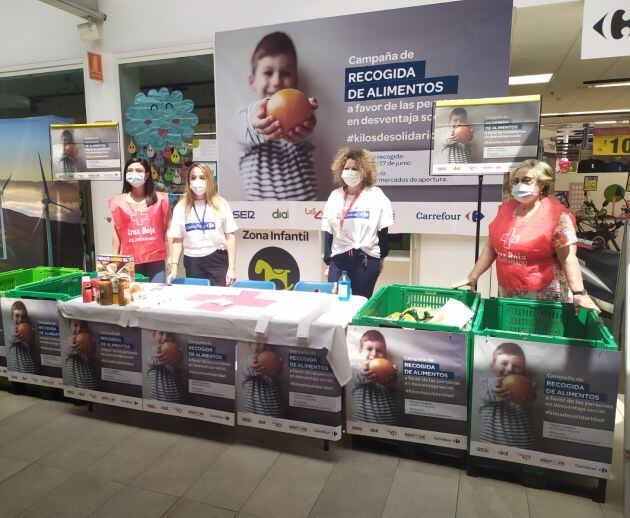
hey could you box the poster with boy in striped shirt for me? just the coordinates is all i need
[60,319,143,409]
[236,341,342,440]
[346,326,468,449]
[470,336,620,478]
[2,298,63,387]
[141,330,236,425]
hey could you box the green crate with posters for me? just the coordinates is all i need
[5,271,149,302]
[469,297,620,483]
[0,267,82,296]
[346,285,479,452]
[472,297,616,350]
[351,284,480,333]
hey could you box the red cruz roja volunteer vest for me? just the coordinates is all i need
[489,197,571,291]
[108,192,169,264]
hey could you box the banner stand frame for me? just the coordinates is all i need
[474,175,483,262]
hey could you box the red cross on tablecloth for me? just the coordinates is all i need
[189,290,275,312]
[131,210,148,227]
[500,228,520,250]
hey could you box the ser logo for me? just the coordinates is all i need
[593,9,630,40]
[232,210,255,219]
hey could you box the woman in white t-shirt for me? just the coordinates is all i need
[167,163,238,286]
[321,148,393,298]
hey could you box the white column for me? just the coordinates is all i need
[82,51,124,255]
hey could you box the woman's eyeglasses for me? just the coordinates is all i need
[512,177,536,186]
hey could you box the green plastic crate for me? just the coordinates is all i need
[472,297,617,350]
[0,267,82,296]
[5,271,149,302]
[352,284,480,333]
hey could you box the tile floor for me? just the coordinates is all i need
[0,390,623,518]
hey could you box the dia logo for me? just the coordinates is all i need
[272,209,289,219]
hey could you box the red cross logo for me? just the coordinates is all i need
[501,228,520,250]
[190,290,274,312]
[131,210,148,227]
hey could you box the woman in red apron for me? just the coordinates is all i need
[454,160,599,312]
[109,158,170,281]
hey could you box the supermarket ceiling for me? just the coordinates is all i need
[509,0,630,118]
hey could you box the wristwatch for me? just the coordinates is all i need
[572,290,588,296]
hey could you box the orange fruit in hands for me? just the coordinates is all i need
[75,332,95,355]
[17,323,34,343]
[368,358,397,383]
[453,125,473,143]
[159,341,182,367]
[257,351,282,377]
[502,374,535,399]
[266,88,312,131]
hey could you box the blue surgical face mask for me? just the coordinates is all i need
[511,182,537,203]
[125,171,146,188]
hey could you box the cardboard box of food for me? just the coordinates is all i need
[96,255,135,280]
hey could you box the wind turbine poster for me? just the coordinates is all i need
[0,116,84,270]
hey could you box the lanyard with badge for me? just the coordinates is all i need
[337,187,363,240]
[193,202,208,237]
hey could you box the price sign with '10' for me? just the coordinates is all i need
[593,126,630,156]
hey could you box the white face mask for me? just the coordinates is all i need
[341,169,362,187]
[125,171,145,188]
[190,179,207,195]
[511,182,537,203]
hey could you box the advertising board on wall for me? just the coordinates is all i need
[470,336,620,478]
[50,123,121,181]
[234,228,321,288]
[215,0,512,233]
[431,96,541,176]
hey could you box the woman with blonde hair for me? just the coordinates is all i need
[453,159,599,311]
[167,162,237,286]
[321,147,393,298]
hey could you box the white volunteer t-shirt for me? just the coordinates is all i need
[321,186,393,258]
[168,199,238,258]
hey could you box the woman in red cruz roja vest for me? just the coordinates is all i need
[453,160,599,312]
[109,157,171,281]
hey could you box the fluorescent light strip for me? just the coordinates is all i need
[593,81,630,88]
[509,73,553,85]
[542,109,630,117]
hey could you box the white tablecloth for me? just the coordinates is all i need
[58,285,366,385]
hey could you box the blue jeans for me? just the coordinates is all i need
[328,250,381,298]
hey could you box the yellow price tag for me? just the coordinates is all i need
[593,127,630,156]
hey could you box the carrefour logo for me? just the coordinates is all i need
[593,9,630,40]
[416,211,461,221]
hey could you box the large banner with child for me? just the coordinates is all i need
[470,336,620,478]
[141,330,236,425]
[215,0,512,234]
[1,298,63,387]
[236,341,342,440]
[346,326,468,449]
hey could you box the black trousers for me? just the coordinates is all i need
[135,260,166,282]
[184,250,228,287]
[328,250,381,299]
